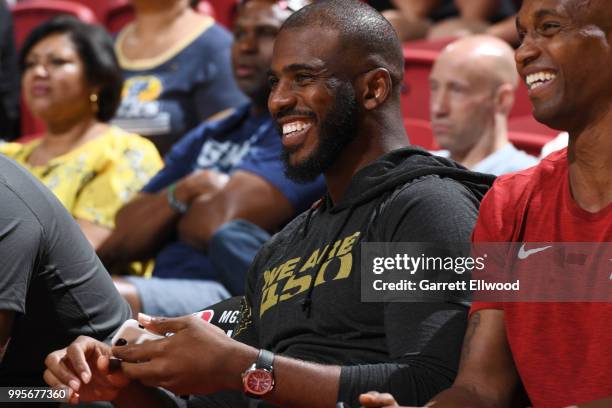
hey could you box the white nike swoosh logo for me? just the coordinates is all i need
[518,244,553,260]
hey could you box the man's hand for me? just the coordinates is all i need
[112,313,257,396]
[359,391,401,407]
[358,391,428,408]
[43,336,130,404]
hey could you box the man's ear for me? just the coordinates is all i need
[357,68,392,111]
[495,83,515,116]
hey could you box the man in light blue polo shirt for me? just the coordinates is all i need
[429,35,538,175]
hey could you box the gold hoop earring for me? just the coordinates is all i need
[90,93,99,114]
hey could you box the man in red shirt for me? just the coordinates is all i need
[360,0,612,407]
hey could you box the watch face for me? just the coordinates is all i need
[243,369,274,395]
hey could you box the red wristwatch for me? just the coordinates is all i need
[242,349,275,398]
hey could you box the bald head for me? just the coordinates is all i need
[430,35,519,157]
[437,35,518,89]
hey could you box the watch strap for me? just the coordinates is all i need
[255,349,274,371]
[167,183,189,214]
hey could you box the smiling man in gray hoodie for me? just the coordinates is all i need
[43,1,495,407]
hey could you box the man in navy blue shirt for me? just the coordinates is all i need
[98,0,323,318]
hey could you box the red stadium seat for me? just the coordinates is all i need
[400,37,456,122]
[206,0,237,29]
[103,1,133,34]
[65,0,124,22]
[11,0,97,49]
[403,118,438,150]
[511,81,534,118]
[508,114,558,137]
[508,131,553,157]
[508,115,557,156]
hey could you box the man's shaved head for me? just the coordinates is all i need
[279,0,404,91]
[430,35,519,157]
[438,35,518,89]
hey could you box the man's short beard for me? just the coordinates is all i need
[282,82,359,183]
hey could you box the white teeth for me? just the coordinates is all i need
[525,71,557,90]
[282,121,311,136]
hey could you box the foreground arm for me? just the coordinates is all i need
[358,310,523,408]
[427,310,522,407]
[113,315,341,407]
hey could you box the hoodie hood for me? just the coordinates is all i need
[329,146,495,213]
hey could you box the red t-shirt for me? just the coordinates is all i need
[471,148,612,407]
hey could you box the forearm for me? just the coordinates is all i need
[267,356,341,408]
[221,343,341,408]
[339,360,457,407]
[98,192,180,266]
[178,195,229,250]
[425,384,502,408]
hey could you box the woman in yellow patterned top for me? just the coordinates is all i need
[0,17,162,249]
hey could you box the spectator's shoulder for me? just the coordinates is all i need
[0,140,35,160]
[104,127,159,152]
[194,18,234,50]
[0,155,51,227]
[391,174,480,213]
[474,148,567,242]
[488,147,566,207]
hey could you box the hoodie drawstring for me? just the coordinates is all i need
[301,204,356,317]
